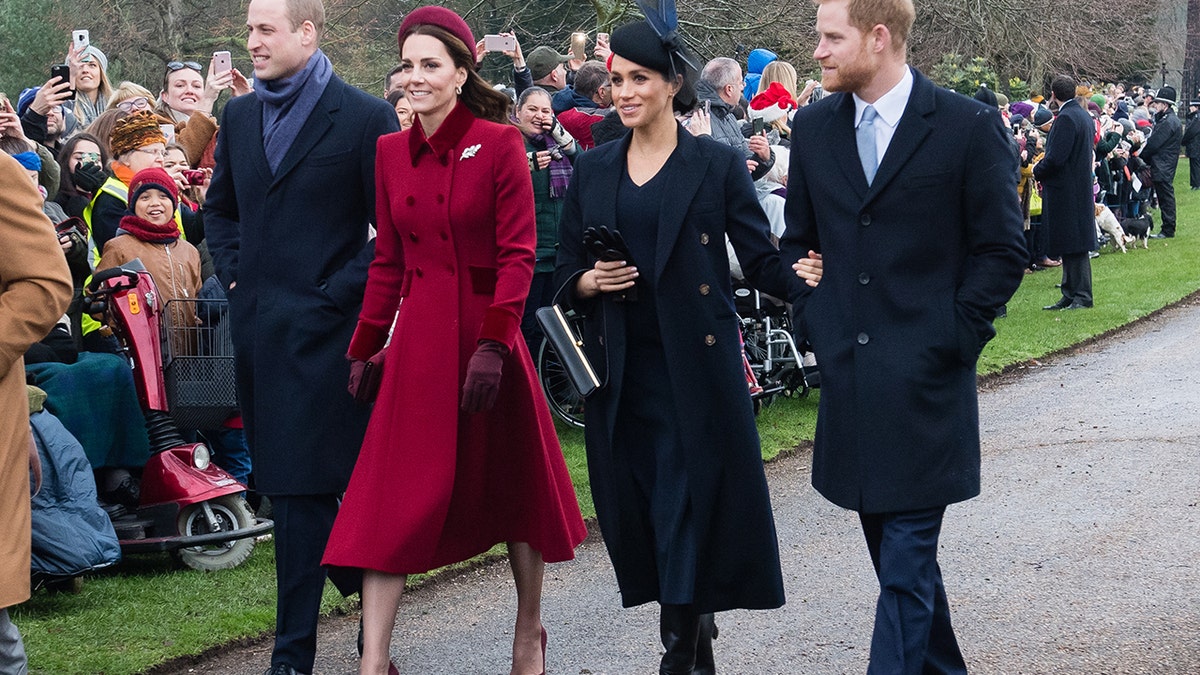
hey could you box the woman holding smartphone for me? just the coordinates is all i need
[322,7,585,674]
[156,55,249,168]
[554,19,795,674]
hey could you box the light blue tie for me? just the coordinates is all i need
[857,105,878,185]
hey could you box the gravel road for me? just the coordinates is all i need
[156,298,1200,675]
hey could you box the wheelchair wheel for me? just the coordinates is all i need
[537,337,585,428]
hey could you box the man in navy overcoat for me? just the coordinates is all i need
[1034,75,1100,310]
[781,0,1026,671]
[203,0,396,673]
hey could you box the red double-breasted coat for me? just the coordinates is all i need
[323,103,586,574]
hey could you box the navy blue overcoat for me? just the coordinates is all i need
[1033,98,1099,256]
[781,69,1027,514]
[204,75,398,495]
[554,127,795,613]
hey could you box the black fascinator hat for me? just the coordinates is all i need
[610,20,698,112]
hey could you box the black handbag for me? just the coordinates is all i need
[535,304,602,398]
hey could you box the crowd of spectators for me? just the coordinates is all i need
[3,25,1195,580]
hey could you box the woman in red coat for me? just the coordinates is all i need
[322,7,586,675]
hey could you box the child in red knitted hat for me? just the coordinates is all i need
[97,167,202,340]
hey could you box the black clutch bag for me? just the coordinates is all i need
[535,304,602,398]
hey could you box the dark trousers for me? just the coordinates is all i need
[1189,156,1200,189]
[1153,179,1176,235]
[1026,215,1047,265]
[520,270,556,357]
[270,494,340,673]
[859,507,966,675]
[1059,252,1093,307]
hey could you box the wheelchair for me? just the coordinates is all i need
[733,280,816,414]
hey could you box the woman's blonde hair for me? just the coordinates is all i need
[758,61,798,99]
[106,81,156,111]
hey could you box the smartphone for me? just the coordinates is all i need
[570,32,587,61]
[597,32,610,44]
[72,29,90,51]
[160,124,176,142]
[50,64,75,99]
[483,34,516,52]
[704,100,711,114]
[751,117,765,135]
[212,50,232,74]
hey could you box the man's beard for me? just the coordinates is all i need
[820,47,874,94]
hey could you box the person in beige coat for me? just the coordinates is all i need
[0,152,73,670]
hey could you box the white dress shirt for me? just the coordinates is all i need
[853,66,915,164]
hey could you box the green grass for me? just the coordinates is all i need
[14,167,1200,674]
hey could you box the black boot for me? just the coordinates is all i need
[659,604,701,674]
[694,613,718,675]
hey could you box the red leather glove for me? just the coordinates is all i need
[461,340,509,413]
[347,358,368,398]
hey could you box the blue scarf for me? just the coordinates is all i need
[256,50,333,172]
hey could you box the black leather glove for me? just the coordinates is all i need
[583,225,634,264]
[583,226,638,301]
[461,340,509,413]
[72,162,107,194]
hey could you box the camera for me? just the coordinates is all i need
[182,169,206,186]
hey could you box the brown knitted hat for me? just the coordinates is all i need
[110,110,168,158]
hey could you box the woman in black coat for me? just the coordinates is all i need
[553,20,794,674]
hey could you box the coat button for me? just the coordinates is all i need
[406,196,415,206]
[437,194,445,204]
[700,233,710,245]
[857,332,869,345]
[860,214,871,226]
[598,334,605,346]
[704,334,716,346]
[440,231,449,240]
[409,232,419,242]
[415,267,424,278]
[858,272,871,285]
[699,283,711,295]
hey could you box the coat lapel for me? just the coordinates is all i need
[269,76,342,187]
[593,132,627,241]
[243,96,274,187]
[654,127,709,284]
[827,93,869,201]
[864,70,935,203]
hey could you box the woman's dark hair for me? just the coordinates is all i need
[385,89,405,108]
[402,24,511,123]
[516,86,551,110]
[56,133,110,196]
[0,136,32,156]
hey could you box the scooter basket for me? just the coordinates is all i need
[161,299,239,430]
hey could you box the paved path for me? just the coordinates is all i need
[161,299,1200,674]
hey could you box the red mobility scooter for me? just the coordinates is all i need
[85,261,272,571]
